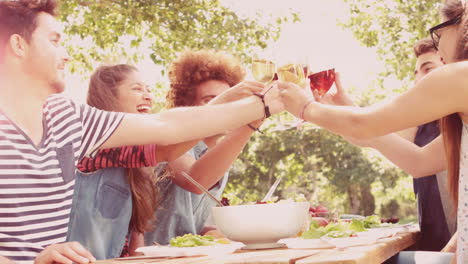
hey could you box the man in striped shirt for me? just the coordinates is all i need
[0,1,283,263]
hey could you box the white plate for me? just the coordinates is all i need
[135,242,244,257]
[278,238,335,249]
[366,223,417,237]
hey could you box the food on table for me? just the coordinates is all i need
[203,229,227,239]
[310,217,329,227]
[301,219,366,239]
[340,214,365,220]
[220,194,306,207]
[301,215,399,239]
[349,219,366,232]
[381,217,400,224]
[220,197,230,206]
[362,215,382,228]
[324,230,357,238]
[309,205,329,217]
[169,234,230,247]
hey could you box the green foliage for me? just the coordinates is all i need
[372,176,416,219]
[225,123,412,217]
[59,0,291,73]
[341,0,440,91]
[58,1,418,221]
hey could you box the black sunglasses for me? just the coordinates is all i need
[429,16,462,50]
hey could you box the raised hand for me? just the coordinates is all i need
[277,81,314,118]
[313,72,355,106]
[208,81,264,105]
[34,242,96,264]
[262,83,284,115]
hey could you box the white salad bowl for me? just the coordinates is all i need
[211,201,310,249]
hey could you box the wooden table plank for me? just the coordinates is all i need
[222,249,321,264]
[296,231,419,264]
[97,230,419,264]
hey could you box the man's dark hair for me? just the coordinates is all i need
[413,37,437,57]
[0,0,58,59]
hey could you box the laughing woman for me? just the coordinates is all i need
[66,64,265,259]
[66,65,163,259]
[279,1,467,263]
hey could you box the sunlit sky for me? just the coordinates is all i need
[65,0,403,103]
[222,0,390,89]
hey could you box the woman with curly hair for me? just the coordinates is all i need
[144,50,263,245]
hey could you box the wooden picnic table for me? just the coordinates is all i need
[95,229,419,264]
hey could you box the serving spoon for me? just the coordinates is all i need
[180,171,224,207]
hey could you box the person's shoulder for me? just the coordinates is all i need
[451,61,468,94]
[445,61,468,77]
[44,94,79,110]
[454,60,468,67]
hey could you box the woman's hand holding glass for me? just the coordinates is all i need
[208,81,265,105]
[312,72,355,107]
[262,83,285,115]
[278,81,315,119]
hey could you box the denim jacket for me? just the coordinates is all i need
[144,142,229,245]
[67,167,132,260]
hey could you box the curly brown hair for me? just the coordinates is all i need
[166,50,246,108]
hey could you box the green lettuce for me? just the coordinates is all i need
[301,227,326,239]
[169,234,217,247]
[323,230,356,238]
[363,215,382,228]
[349,219,366,232]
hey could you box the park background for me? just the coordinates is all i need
[60,0,442,222]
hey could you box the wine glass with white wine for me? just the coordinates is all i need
[272,57,310,131]
[251,55,276,84]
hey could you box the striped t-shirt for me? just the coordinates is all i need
[0,95,124,263]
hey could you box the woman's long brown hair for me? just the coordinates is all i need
[87,64,159,233]
[439,0,467,206]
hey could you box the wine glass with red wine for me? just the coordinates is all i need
[308,68,336,97]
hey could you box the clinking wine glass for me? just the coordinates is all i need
[308,68,336,97]
[250,54,276,130]
[251,56,276,84]
[272,61,309,131]
[277,63,307,88]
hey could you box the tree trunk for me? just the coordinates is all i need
[360,185,376,216]
[347,184,361,214]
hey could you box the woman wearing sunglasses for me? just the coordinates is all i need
[279,1,467,263]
